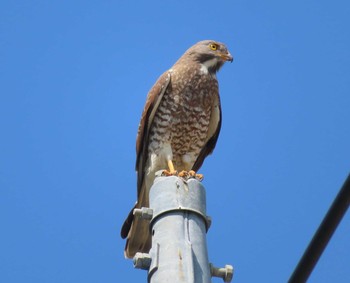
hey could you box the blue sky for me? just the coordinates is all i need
[1,1,349,282]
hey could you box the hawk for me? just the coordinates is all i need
[121,40,233,258]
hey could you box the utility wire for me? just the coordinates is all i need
[288,173,350,283]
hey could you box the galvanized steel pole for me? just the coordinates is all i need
[133,174,233,283]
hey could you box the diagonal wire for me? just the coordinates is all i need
[288,173,350,283]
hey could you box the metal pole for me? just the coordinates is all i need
[133,175,233,283]
[288,173,350,283]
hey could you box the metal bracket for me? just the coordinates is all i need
[206,215,212,229]
[133,207,153,220]
[133,252,151,270]
[210,263,234,282]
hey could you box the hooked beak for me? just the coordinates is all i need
[220,52,233,63]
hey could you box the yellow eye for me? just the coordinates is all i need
[209,43,218,51]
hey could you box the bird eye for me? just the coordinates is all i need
[209,43,218,51]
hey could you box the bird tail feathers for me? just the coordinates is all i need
[121,183,151,259]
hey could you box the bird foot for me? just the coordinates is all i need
[178,170,204,181]
[159,169,203,181]
[161,170,178,177]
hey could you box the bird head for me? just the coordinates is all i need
[184,40,233,73]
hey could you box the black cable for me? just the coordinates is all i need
[288,173,350,283]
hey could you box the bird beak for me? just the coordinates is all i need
[220,52,233,63]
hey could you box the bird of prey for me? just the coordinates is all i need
[121,40,233,258]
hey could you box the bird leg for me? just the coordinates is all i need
[168,160,176,174]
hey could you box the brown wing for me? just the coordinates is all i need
[192,93,222,171]
[120,71,171,241]
[135,71,171,196]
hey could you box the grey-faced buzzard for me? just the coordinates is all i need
[121,40,233,258]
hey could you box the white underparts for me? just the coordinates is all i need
[200,58,218,78]
[182,153,196,167]
[148,142,173,174]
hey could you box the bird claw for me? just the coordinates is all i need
[161,170,178,177]
[159,169,203,181]
[178,170,188,178]
[178,170,204,181]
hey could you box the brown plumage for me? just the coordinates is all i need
[121,40,233,258]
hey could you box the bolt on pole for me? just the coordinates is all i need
[133,174,234,283]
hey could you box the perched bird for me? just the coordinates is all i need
[121,40,233,258]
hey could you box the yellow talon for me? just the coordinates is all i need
[163,162,203,181]
[178,170,189,178]
[178,170,204,181]
[195,173,204,181]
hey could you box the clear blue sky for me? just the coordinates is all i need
[1,1,349,282]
